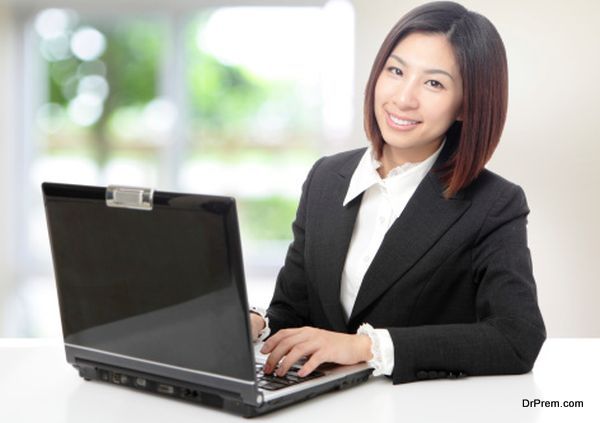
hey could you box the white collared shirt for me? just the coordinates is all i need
[342,142,444,375]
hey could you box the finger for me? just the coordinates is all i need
[263,331,307,373]
[297,352,326,378]
[275,342,315,377]
[260,328,299,354]
[261,328,298,364]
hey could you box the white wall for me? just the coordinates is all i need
[352,0,600,337]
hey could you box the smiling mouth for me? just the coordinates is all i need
[386,112,421,128]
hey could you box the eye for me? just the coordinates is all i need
[426,80,444,89]
[386,66,403,76]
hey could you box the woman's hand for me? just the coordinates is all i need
[249,313,265,342]
[260,327,372,377]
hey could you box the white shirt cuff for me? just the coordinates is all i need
[356,323,395,376]
[249,306,271,342]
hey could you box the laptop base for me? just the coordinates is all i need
[75,359,258,417]
[74,359,372,417]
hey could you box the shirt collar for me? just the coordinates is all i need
[343,141,445,207]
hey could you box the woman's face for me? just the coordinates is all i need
[374,32,463,165]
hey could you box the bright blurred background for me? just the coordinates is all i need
[1,0,355,336]
[0,0,599,338]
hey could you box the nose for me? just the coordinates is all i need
[393,79,419,110]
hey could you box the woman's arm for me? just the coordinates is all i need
[387,183,546,383]
[266,157,326,333]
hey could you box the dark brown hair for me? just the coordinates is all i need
[364,1,508,198]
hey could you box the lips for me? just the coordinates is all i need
[385,112,421,130]
[390,115,419,125]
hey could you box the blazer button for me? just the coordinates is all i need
[416,371,428,380]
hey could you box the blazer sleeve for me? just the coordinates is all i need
[266,157,325,334]
[388,183,546,384]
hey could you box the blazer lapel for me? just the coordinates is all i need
[348,171,471,322]
[312,152,364,332]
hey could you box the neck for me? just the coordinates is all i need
[378,140,442,178]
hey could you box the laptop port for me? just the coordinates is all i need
[182,388,198,398]
[112,373,121,384]
[157,384,174,395]
[135,378,147,388]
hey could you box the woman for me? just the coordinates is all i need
[250,1,546,384]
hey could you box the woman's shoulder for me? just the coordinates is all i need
[469,168,524,195]
[319,147,366,167]
[472,168,515,187]
[465,168,529,214]
[309,147,367,177]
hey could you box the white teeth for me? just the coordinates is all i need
[389,115,419,125]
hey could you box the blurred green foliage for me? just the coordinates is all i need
[104,22,164,107]
[237,196,298,240]
[185,13,270,134]
[48,21,162,108]
[42,11,318,241]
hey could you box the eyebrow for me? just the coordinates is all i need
[389,54,455,81]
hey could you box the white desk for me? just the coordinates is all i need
[0,338,597,422]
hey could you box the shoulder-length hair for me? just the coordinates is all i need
[364,1,508,198]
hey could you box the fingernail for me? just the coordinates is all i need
[263,364,271,373]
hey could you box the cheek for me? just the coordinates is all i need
[427,96,462,125]
[373,77,392,108]
[447,89,463,120]
[373,84,384,109]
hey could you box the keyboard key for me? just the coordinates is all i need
[255,363,325,391]
[257,380,286,390]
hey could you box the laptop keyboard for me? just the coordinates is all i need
[255,363,325,391]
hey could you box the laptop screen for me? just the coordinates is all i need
[43,183,255,382]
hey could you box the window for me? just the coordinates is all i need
[4,1,354,336]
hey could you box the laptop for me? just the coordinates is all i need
[42,182,372,417]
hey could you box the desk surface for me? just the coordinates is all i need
[0,338,597,422]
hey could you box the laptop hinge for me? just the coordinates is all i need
[106,185,153,210]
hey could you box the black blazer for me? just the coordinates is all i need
[266,144,546,384]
